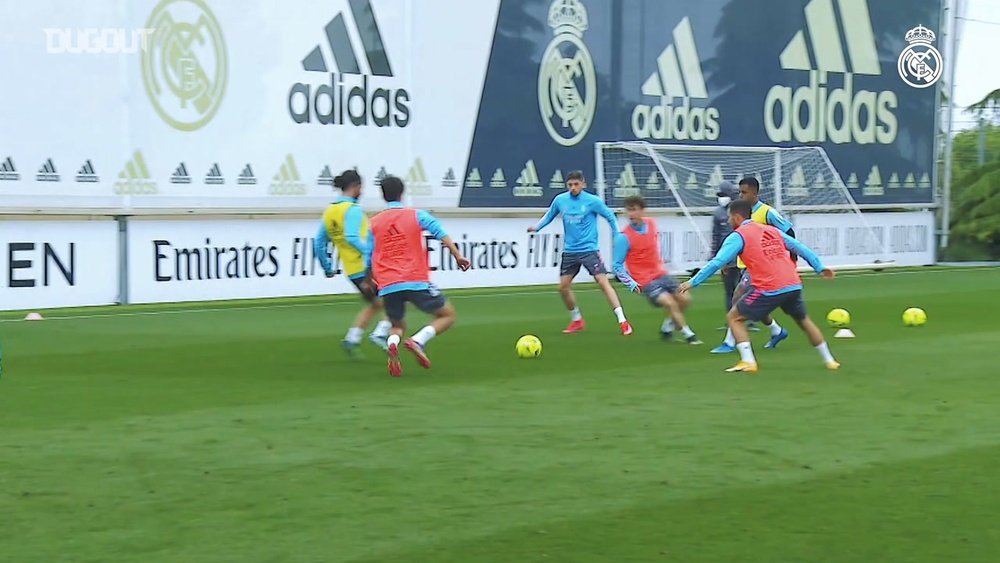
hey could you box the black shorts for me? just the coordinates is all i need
[641,274,679,306]
[350,276,375,303]
[560,251,607,278]
[382,285,448,322]
[736,288,807,322]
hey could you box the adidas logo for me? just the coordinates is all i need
[765,0,897,144]
[205,163,225,185]
[513,160,543,197]
[706,165,727,197]
[787,165,810,197]
[114,151,157,194]
[684,173,699,190]
[442,168,458,188]
[0,157,19,181]
[465,168,483,188]
[613,163,640,198]
[75,159,98,183]
[632,17,720,141]
[170,162,192,184]
[317,165,335,187]
[644,171,661,190]
[549,169,564,190]
[375,166,388,186]
[237,164,257,185]
[863,165,883,196]
[489,168,507,189]
[405,158,432,195]
[269,154,306,194]
[289,0,411,127]
[36,158,60,182]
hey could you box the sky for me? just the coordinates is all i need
[951,0,1000,130]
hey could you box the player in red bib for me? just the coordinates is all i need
[369,176,471,377]
[613,196,702,344]
[679,199,838,373]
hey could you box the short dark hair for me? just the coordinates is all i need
[333,169,361,190]
[727,198,753,219]
[380,175,404,202]
[566,170,585,183]
[739,176,760,193]
[623,195,646,209]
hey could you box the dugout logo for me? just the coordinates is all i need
[537,0,596,147]
[141,0,228,131]
[289,0,411,127]
[765,0,897,145]
[897,25,942,89]
[632,17,720,141]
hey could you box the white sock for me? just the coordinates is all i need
[387,334,401,347]
[411,325,437,347]
[371,320,391,338]
[681,326,695,338]
[613,307,627,323]
[767,319,784,336]
[736,341,757,364]
[345,327,363,344]
[661,319,674,332]
[569,307,583,322]
[724,328,736,346]
[815,341,835,363]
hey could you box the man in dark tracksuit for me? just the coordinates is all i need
[711,181,740,320]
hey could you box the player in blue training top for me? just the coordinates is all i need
[528,170,632,335]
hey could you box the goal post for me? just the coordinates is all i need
[594,141,892,271]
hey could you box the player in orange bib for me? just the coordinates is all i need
[369,176,471,377]
[679,199,839,373]
[613,196,702,344]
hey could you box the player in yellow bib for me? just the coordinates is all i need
[711,177,796,354]
[314,170,392,358]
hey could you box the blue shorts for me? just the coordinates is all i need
[737,289,807,322]
[641,274,679,306]
[382,285,447,322]
[560,251,607,278]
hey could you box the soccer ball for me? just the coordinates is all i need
[516,335,542,358]
[902,307,927,327]
[826,308,851,328]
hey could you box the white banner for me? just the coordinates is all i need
[789,211,936,268]
[0,221,119,310]
[126,216,612,304]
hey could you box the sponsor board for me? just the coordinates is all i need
[126,217,613,304]
[0,221,119,310]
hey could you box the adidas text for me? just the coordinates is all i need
[765,71,898,144]
[288,74,410,127]
[632,98,720,141]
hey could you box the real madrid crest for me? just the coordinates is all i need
[897,24,943,89]
[538,0,597,147]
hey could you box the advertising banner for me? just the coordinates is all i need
[0,221,120,310]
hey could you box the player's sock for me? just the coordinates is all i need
[371,320,391,338]
[767,319,784,336]
[736,342,757,364]
[387,334,401,348]
[723,328,736,347]
[613,307,627,323]
[570,307,583,321]
[681,326,695,338]
[661,319,674,332]
[815,341,835,363]
[345,327,364,344]
[411,326,437,347]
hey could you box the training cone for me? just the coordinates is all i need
[833,328,855,338]
[24,312,44,321]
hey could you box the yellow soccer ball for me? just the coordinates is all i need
[826,308,851,328]
[516,334,543,359]
[902,307,927,327]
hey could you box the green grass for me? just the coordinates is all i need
[1,267,999,562]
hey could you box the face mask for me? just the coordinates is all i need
[717,196,731,207]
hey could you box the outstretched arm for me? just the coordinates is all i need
[418,210,471,271]
[596,199,621,234]
[766,208,794,234]
[611,234,639,291]
[782,233,826,273]
[687,232,744,288]
[530,200,560,232]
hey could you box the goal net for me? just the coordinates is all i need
[594,141,890,270]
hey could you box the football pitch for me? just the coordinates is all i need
[1,267,998,562]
